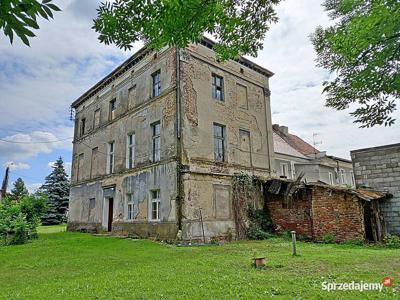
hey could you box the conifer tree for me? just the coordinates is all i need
[10,177,29,201]
[40,157,70,225]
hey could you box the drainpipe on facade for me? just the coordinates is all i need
[263,88,274,176]
[176,47,183,230]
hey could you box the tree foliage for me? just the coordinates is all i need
[40,157,70,225]
[0,0,61,46]
[0,193,47,246]
[312,0,400,127]
[93,0,282,60]
[10,177,29,201]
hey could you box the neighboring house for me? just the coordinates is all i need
[273,124,355,187]
[68,38,275,240]
[351,143,400,234]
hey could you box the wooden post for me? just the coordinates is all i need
[291,231,297,256]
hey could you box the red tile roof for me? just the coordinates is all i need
[272,125,319,156]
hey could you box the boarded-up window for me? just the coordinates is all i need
[77,153,84,181]
[90,147,99,178]
[88,198,95,222]
[239,129,251,166]
[128,85,136,109]
[213,185,231,219]
[94,109,101,128]
[237,83,248,109]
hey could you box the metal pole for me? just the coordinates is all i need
[199,208,206,244]
[291,231,297,256]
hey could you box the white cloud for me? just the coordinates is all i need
[3,161,31,171]
[0,0,398,165]
[0,127,73,161]
[252,0,400,158]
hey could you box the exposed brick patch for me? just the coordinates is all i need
[266,186,366,242]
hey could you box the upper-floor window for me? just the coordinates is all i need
[109,99,116,121]
[152,122,161,162]
[126,133,135,169]
[340,169,345,184]
[80,118,86,136]
[77,153,84,181]
[126,193,134,220]
[350,171,355,186]
[152,70,161,97]
[94,109,101,128]
[329,172,334,185]
[107,141,115,174]
[212,74,224,101]
[280,163,289,178]
[150,190,160,221]
[213,123,225,162]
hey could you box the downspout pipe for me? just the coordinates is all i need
[176,47,183,230]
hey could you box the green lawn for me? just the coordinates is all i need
[0,229,399,299]
[37,224,67,234]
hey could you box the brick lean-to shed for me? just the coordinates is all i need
[264,179,390,242]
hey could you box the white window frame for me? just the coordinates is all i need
[126,133,135,169]
[340,168,345,184]
[150,190,160,221]
[126,193,134,220]
[107,141,115,174]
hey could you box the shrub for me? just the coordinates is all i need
[0,194,47,246]
[383,234,400,249]
[321,234,336,244]
[247,224,273,240]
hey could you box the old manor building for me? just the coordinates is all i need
[68,38,275,239]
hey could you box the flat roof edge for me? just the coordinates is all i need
[351,143,400,154]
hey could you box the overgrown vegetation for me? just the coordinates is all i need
[232,173,274,240]
[321,234,336,244]
[383,234,400,249]
[0,194,47,246]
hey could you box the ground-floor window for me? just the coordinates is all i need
[126,193,134,220]
[150,190,160,221]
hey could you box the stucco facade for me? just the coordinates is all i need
[68,39,275,240]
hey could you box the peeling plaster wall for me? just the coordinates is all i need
[69,42,275,240]
[68,48,179,236]
[179,44,274,239]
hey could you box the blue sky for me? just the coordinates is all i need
[0,0,399,192]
